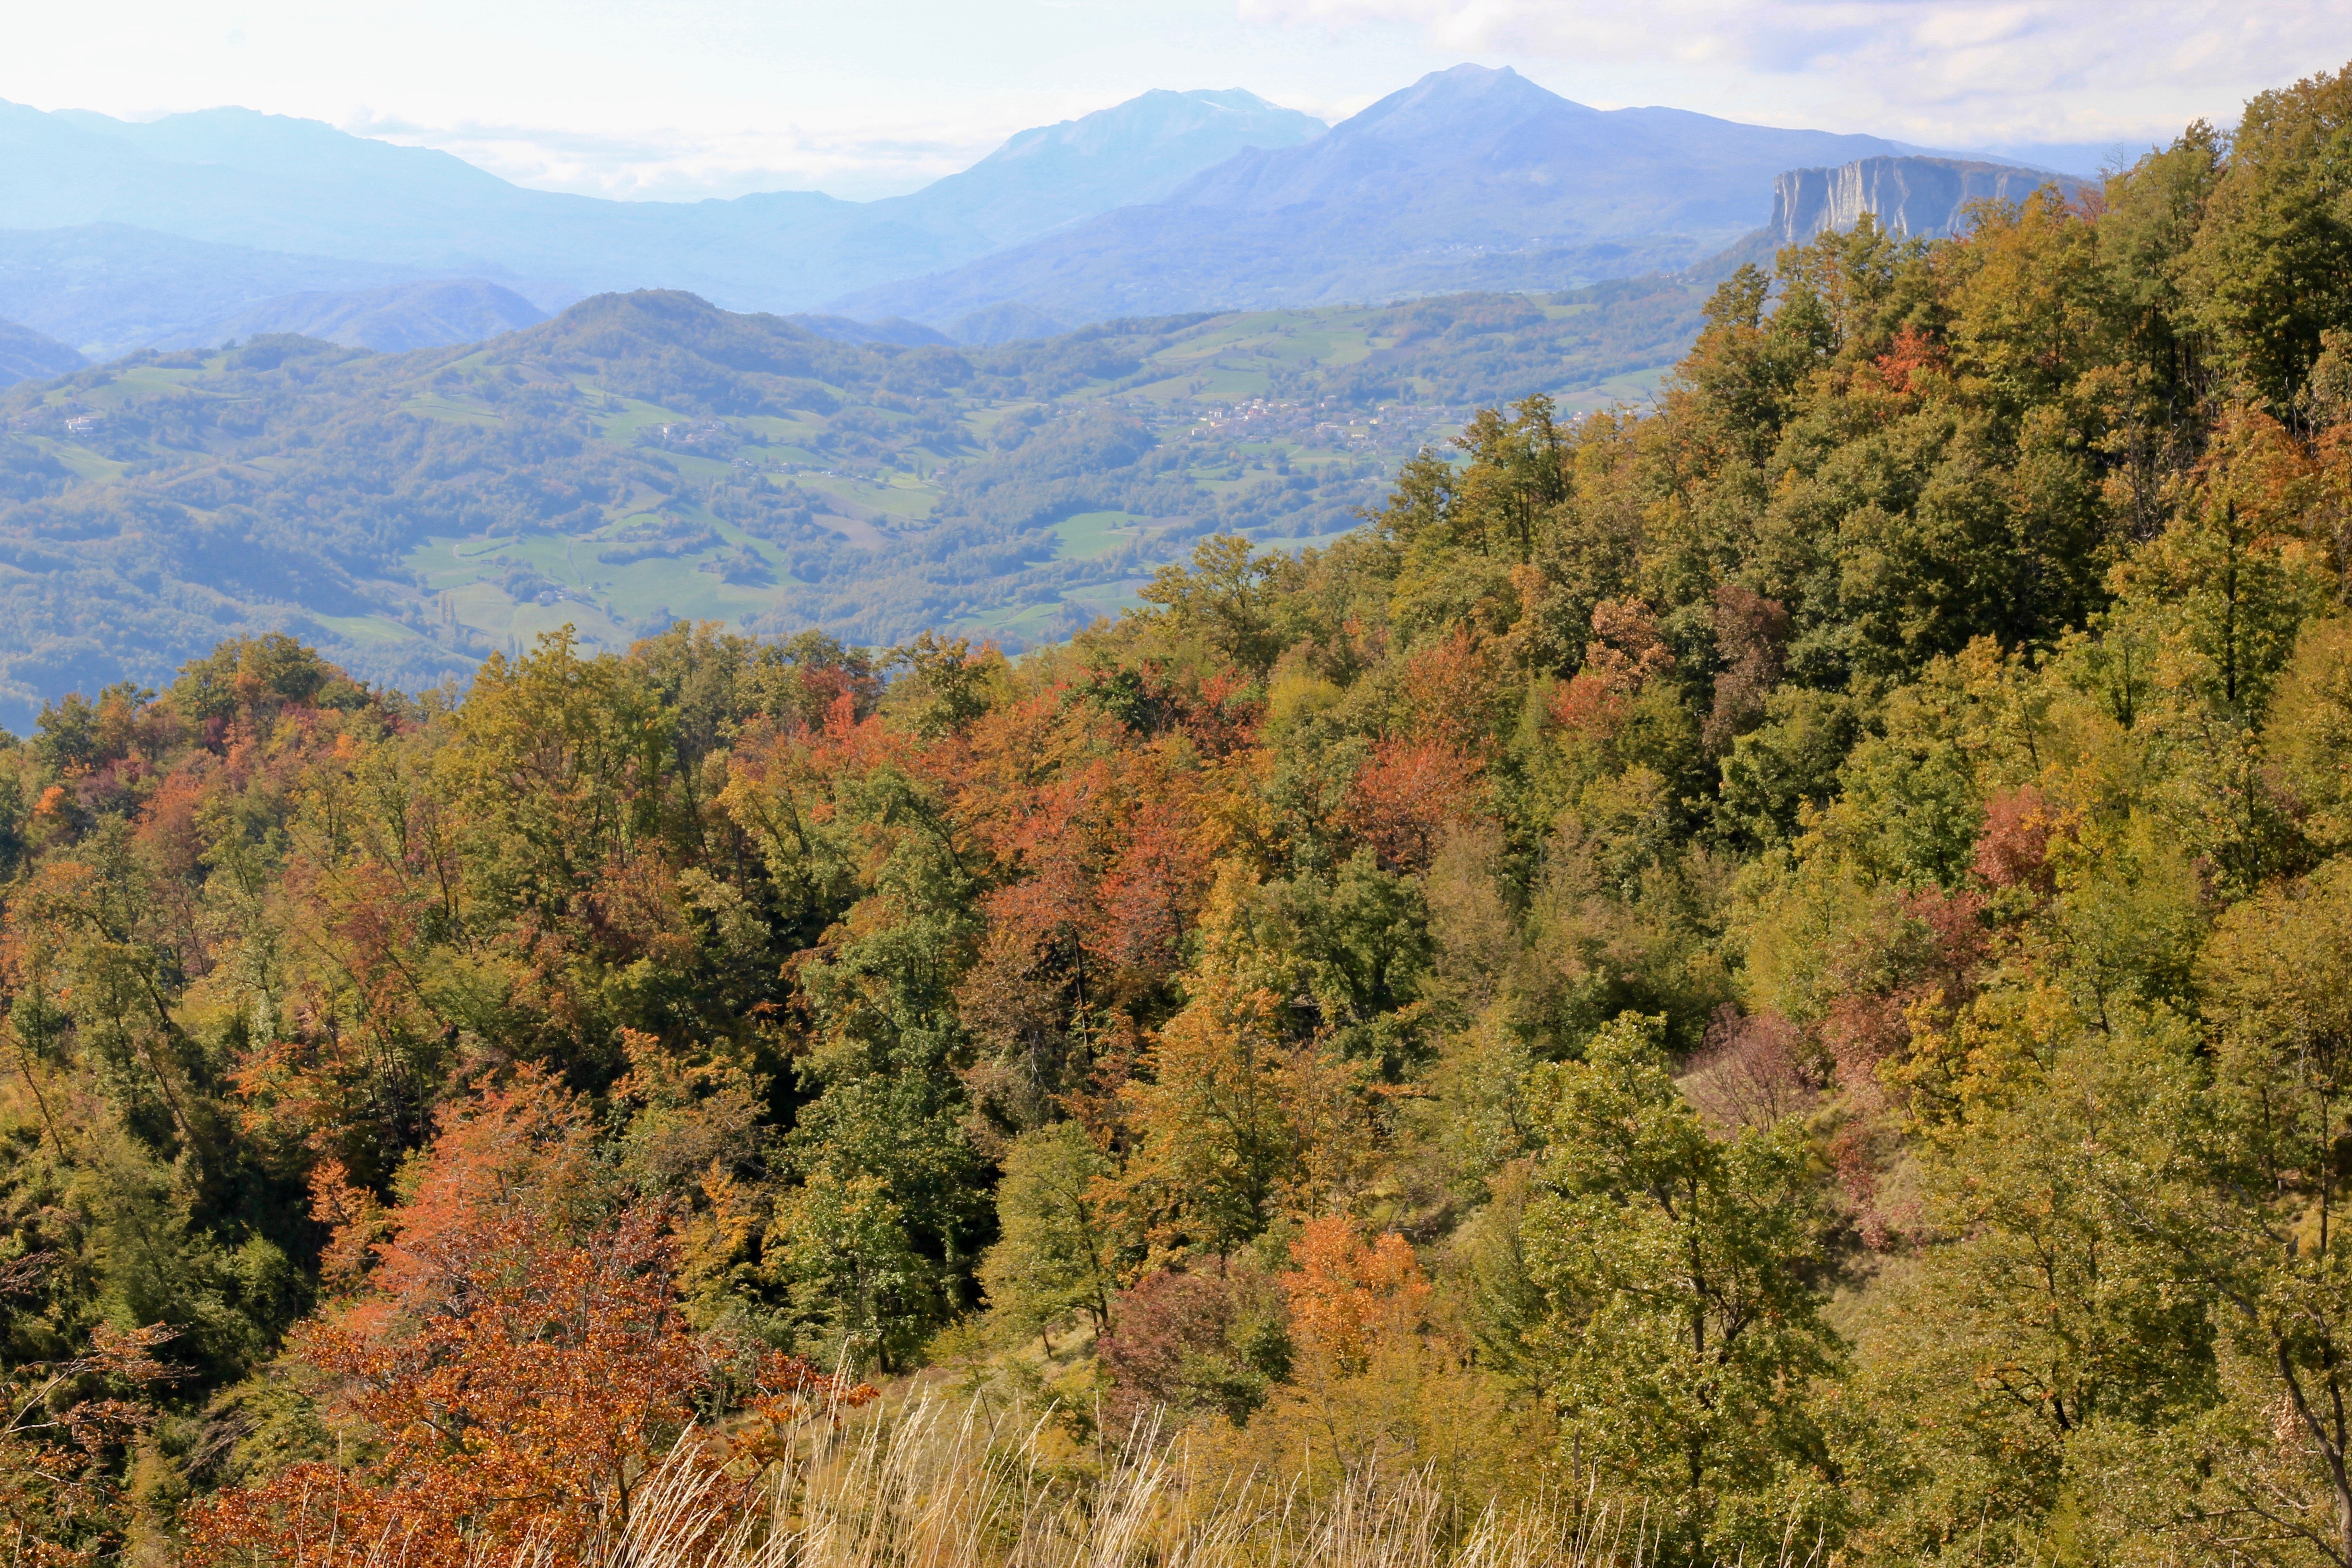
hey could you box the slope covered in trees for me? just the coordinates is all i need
[10,61,2352,1568]
[0,276,1704,734]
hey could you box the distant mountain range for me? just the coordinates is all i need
[174,279,550,353]
[0,89,1323,354]
[828,66,1952,327]
[0,69,2090,362]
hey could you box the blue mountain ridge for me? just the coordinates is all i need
[828,65,1973,325]
[0,67,2079,360]
[0,88,1325,351]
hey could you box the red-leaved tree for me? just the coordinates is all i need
[187,1072,839,1568]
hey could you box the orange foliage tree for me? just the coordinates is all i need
[1281,1217,1433,1377]
[1343,741,1481,873]
[186,1071,831,1568]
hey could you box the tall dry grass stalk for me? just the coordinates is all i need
[568,1396,1822,1568]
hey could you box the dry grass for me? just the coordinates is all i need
[573,1396,1821,1568]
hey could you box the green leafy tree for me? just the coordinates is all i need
[2127,861,2352,1566]
[1842,1003,2219,1565]
[977,1122,1114,1349]
[2185,63,2352,407]
[1522,1014,1842,1563]
[774,1170,935,1375]
[442,627,671,921]
[1138,535,1299,675]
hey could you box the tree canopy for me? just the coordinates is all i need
[14,60,2352,1568]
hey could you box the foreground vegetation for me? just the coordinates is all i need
[12,59,2352,1568]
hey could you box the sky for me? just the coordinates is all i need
[0,0,2343,201]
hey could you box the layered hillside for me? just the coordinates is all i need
[0,278,1705,727]
[171,279,549,353]
[0,317,83,386]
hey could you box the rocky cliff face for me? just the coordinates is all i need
[1769,156,2086,245]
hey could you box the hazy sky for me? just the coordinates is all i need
[2,1,2342,201]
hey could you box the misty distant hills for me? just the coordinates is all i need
[775,304,1077,348]
[0,100,590,297]
[946,302,1074,345]
[0,89,1323,353]
[0,223,425,358]
[174,279,550,353]
[0,318,83,386]
[0,69,2085,363]
[828,66,1944,325]
[787,314,957,348]
[0,232,550,359]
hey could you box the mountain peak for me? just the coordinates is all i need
[1162,64,1597,214]
[1346,63,1596,139]
[977,88,1322,167]
[880,87,1323,246]
[834,74,1934,328]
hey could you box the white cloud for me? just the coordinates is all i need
[344,112,1004,202]
[1235,0,2352,150]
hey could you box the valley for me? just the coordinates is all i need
[0,277,1703,727]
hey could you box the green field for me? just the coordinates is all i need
[1052,510,1151,559]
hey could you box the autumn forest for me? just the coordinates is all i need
[13,62,2352,1568]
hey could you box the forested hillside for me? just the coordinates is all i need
[0,275,1702,731]
[11,62,2352,1568]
